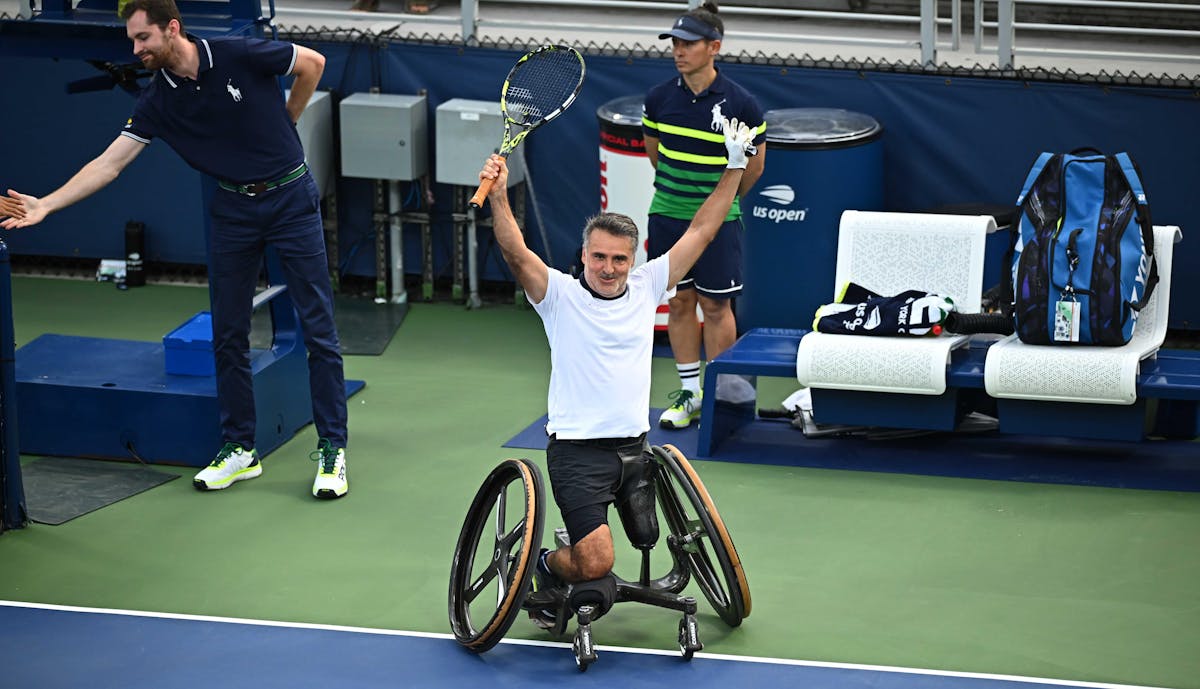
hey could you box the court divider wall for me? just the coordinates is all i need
[0,39,1196,326]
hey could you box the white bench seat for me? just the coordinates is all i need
[984,225,1182,405]
[796,210,995,396]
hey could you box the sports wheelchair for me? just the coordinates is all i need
[448,443,751,671]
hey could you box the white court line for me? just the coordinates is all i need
[0,600,1171,689]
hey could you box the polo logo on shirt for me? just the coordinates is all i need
[226,79,243,102]
[710,99,727,131]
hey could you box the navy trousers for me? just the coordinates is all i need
[207,172,348,450]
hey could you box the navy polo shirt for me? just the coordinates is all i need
[121,36,305,185]
[642,69,766,220]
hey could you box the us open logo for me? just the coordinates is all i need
[751,184,808,224]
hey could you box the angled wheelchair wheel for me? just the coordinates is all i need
[652,444,751,627]
[448,458,546,653]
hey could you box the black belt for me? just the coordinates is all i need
[547,433,647,450]
[218,162,307,196]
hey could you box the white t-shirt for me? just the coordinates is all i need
[531,255,673,439]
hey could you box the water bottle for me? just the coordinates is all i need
[123,221,146,288]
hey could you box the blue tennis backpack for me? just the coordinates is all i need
[1007,149,1157,345]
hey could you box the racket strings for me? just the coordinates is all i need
[504,49,583,125]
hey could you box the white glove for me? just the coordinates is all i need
[722,116,756,170]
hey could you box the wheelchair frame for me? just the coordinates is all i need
[447,443,750,671]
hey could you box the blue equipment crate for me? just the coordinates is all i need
[163,312,215,377]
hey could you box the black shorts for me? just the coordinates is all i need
[647,214,744,298]
[545,434,646,545]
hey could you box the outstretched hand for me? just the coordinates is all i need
[0,190,42,230]
[722,117,756,170]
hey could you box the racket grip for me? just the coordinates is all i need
[469,148,508,209]
[469,177,495,209]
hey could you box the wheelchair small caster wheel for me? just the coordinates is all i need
[573,621,597,671]
[678,614,702,660]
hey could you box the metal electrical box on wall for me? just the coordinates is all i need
[339,93,428,181]
[435,98,526,187]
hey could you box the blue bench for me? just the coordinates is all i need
[697,328,1200,457]
[697,328,807,457]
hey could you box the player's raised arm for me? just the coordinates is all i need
[481,154,549,303]
[666,117,753,289]
[1,135,146,230]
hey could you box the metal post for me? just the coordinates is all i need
[997,0,1015,69]
[452,187,465,302]
[973,0,984,52]
[421,211,434,301]
[388,181,407,305]
[919,0,938,66]
[373,180,388,302]
[461,0,478,44]
[951,0,960,51]
[466,207,482,309]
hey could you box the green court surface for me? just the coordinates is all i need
[2,277,1198,689]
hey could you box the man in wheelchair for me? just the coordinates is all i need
[457,117,755,668]
[482,116,751,575]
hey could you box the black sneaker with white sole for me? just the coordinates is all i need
[529,548,569,630]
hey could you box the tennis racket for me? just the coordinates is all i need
[469,44,586,209]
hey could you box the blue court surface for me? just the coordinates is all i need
[0,601,1168,689]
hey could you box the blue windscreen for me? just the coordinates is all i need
[1,238,27,532]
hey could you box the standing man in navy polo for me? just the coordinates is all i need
[0,0,350,499]
[642,1,766,430]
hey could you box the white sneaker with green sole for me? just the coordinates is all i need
[311,439,348,499]
[193,443,261,491]
[658,389,702,429]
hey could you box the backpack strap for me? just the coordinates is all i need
[1115,152,1148,208]
[1015,152,1055,205]
[1114,152,1158,310]
[1001,152,1056,316]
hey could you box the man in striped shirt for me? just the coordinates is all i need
[643,2,767,429]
